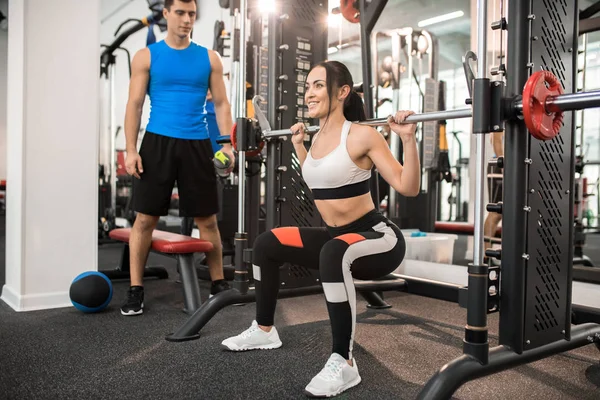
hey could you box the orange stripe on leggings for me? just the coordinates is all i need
[272,227,304,248]
[335,233,366,245]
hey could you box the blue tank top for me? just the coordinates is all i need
[146,41,211,140]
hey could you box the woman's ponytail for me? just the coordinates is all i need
[343,90,367,122]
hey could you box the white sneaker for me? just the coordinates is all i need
[304,353,362,398]
[221,320,283,351]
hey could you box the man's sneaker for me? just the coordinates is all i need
[221,320,283,351]
[210,279,231,298]
[120,286,144,316]
[304,353,362,398]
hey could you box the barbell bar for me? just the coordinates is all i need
[261,88,600,139]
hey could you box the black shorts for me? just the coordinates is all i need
[132,131,218,217]
[487,164,503,204]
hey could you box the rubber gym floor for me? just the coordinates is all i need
[1,215,599,399]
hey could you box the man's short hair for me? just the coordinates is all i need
[164,0,195,10]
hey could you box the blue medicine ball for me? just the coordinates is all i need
[69,271,113,313]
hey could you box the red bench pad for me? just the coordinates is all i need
[435,221,502,236]
[109,228,213,254]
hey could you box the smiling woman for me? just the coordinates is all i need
[221,59,422,398]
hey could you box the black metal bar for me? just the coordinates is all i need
[360,292,391,309]
[354,279,406,292]
[178,254,202,314]
[571,304,600,324]
[165,285,325,342]
[265,11,280,231]
[580,1,600,20]
[265,141,278,230]
[359,0,388,119]
[464,263,489,363]
[359,0,388,210]
[417,323,600,400]
[472,79,491,133]
[498,0,530,354]
[100,266,168,281]
[545,90,600,112]
[392,274,463,303]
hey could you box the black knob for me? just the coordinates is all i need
[489,156,504,169]
[486,202,503,213]
[485,249,501,260]
[491,18,507,30]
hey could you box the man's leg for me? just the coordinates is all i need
[484,212,502,252]
[124,131,177,316]
[194,214,224,282]
[130,213,160,286]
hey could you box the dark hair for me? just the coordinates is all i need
[312,60,366,122]
[164,0,195,10]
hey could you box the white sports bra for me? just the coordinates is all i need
[302,120,372,200]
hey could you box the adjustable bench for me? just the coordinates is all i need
[106,228,214,314]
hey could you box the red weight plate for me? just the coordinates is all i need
[340,0,360,23]
[522,70,564,141]
[231,121,264,157]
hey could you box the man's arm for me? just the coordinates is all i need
[124,48,150,178]
[124,48,150,154]
[208,50,234,155]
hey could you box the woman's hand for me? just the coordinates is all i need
[290,122,307,145]
[387,110,417,141]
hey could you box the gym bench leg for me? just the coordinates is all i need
[178,254,202,314]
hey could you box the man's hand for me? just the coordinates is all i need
[126,151,144,179]
[220,144,236,173]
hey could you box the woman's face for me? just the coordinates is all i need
[305,66,332,119]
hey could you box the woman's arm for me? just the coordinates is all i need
[364,111,421,197]
[290,122,309,167]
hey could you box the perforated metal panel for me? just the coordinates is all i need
[262,0,329,288]
[523,0,576,349]
[422,78,440,169]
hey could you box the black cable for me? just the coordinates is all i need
[114,18,142,36]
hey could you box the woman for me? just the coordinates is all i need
[221,60,420,397]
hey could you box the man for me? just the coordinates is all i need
[121,0,235,316]
[484,131,504,260]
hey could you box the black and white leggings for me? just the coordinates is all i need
[252,209,406,360]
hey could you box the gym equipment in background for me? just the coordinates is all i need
[98,0,167,240]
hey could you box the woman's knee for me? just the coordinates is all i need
[318,240,348,282]
[252,231,278,263]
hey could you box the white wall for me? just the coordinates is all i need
[2,0,100,311]
[100,0,232,150]
[0,0,8,180]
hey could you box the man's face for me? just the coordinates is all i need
[163,0,196,38]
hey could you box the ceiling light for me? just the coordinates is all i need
[418,11,464,27]
[328,13,342,27]
[258,0,276,14]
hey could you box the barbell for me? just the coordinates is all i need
[231,70,600,155]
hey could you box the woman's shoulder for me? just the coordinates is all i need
[347,122,382,150]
